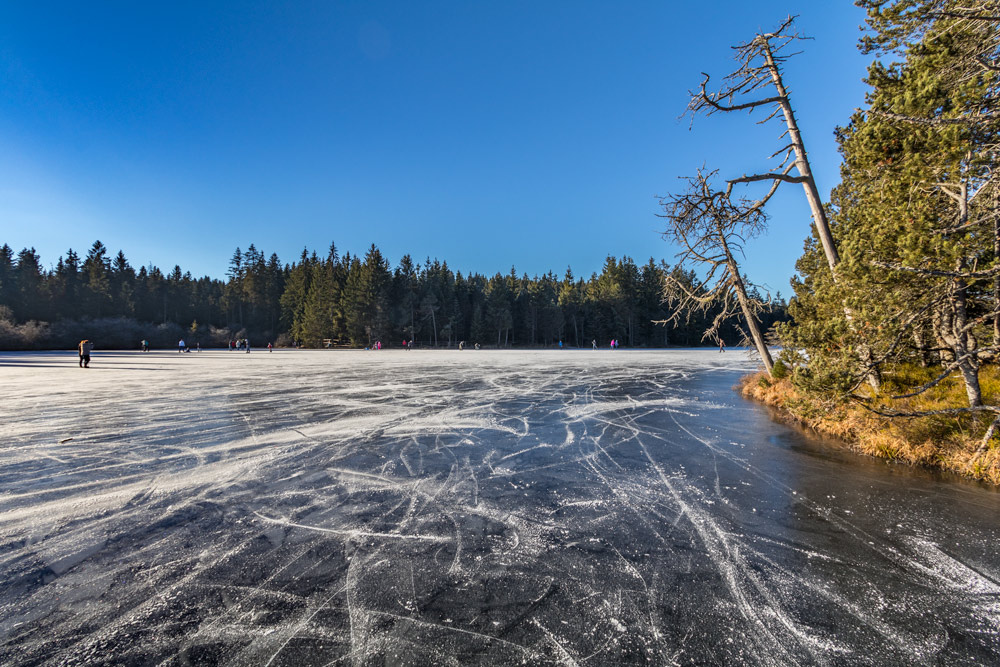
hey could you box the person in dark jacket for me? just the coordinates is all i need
[78,340,93,368]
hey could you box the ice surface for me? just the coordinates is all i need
[1,348,999,665]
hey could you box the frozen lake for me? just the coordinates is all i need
[1,349,999,665]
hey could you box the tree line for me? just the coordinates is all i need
[0,240,787,350]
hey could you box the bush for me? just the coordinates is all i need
[0,318,50,350]
[771,360,789,379]
[46,318,186,351]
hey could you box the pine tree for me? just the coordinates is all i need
[111,250,136,318]
[281,249,315,343]
[301,247,342,346]
[225,247,244,328]
[13,248,45,321]
[558,268,584,347]
[82,241,112,318]
[485,273,513,348]
[785,6,998,403]
[0,245,14,315]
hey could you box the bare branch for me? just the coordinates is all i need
[855,401,1000,418]
[888,347,1000,400]
[727,172,808,186]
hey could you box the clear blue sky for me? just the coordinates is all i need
[0,1,871,295]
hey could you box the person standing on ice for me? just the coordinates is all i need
[592,339,597,350]
[245,339,250,353]
[178,338,185,353]
[268,342,272,352]
[78,340,93,368]
[718,338,726,353]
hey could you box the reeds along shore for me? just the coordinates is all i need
[739,369,1000,485]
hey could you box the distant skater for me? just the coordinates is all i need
[592,339,597,350]
[78,339,93,368]
[178,338,185,353]
[268,342,273,352]
[141,339,149,352]
[245,339,250,354]
[719,338,726,353]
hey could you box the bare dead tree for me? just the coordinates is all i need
[688,16,841,275]
[658,169,777,375]
[686,16,885,390]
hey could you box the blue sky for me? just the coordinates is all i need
[0,1,872,295]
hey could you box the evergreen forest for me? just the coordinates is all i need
[0,241,786,351]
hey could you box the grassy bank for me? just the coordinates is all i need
[739,367,1000,485]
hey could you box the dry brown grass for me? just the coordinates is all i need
[739,369,1000,485]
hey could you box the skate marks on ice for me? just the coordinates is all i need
[0,350,998,664]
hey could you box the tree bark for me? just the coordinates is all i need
[760,37,840,275]
[951,185,983,407]
[993,188,1000,348]
[937,277,983,408]
[732,272,774,374]
[913,327,931,368]
[718,221,774,374]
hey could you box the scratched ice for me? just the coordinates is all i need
[1,349,999,665]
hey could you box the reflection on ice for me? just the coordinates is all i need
[0,349,998,665]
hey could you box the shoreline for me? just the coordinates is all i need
[738,371,1000,486]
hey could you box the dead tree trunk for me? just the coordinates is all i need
[943,182,984,407]
[718,224,774,373]
[913,327,932,368]
[690,17,880,389]
[658,169,777,376]
[938,277,983,407]
[993,187,1000,348]
[759,36,839,274]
